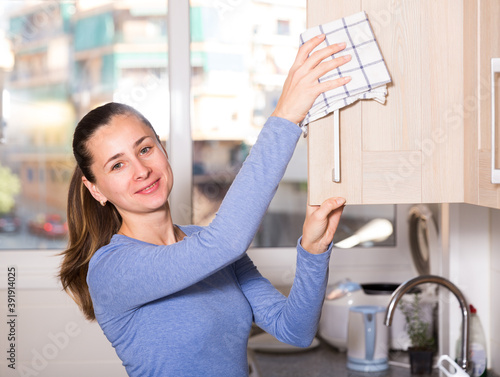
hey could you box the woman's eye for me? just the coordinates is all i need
[140,146,152,155]
[112,162,123,171]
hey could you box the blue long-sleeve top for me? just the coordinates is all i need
[87,117,333,376]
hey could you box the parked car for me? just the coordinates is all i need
[28,214,68,238]
[0,213,22,233]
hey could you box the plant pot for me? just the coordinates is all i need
[408,348,434,374]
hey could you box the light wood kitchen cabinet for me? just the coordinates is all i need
[307,0,500,209]
[464,0,500,208]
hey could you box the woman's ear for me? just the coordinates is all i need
[82,176,108,204]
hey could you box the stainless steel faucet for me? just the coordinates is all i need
[384,275,470,371]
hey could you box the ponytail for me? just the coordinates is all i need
[59,166,121,320]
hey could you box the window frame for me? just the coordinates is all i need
[167,0,192,226]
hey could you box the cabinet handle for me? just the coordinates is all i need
[492,58,500,184]
[332,110,340,182]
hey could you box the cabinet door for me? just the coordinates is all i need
[465,0,500,209]
[307,0,464,205]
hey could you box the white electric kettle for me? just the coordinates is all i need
[347,305,389,372]
[319,280,410,351]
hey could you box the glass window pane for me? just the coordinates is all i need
[190,1,307,247]
[0,0,168,249]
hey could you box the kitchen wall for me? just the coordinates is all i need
[447,204,498,372]
[0,252,127,376]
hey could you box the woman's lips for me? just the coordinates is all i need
[136,179,160,194]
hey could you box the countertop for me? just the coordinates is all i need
[251,338,497,377]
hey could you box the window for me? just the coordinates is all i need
[0,0,395,250]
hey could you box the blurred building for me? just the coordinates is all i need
[190,0,305,141]
[71,0,168,123]
[6,1,75,212]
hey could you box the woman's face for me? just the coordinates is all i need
[82,114,173,217]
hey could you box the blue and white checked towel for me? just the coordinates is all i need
[299,11,391,134]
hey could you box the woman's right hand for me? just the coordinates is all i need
[271,34,351,125]
[301,197,345,255]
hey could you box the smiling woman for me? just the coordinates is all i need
[59,33,351,375]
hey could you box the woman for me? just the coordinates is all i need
[60,35,351,376]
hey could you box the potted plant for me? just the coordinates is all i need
[399,293,436,374]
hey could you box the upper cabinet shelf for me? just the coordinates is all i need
[307,0,500,209]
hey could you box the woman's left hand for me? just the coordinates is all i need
[301,197,345,254]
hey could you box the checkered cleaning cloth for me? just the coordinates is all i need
[299,11,391,135]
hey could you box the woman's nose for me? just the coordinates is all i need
[133,160,151,180]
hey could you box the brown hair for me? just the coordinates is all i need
[59,102,157,320]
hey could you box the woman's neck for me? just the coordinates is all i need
[117,204,185,245]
